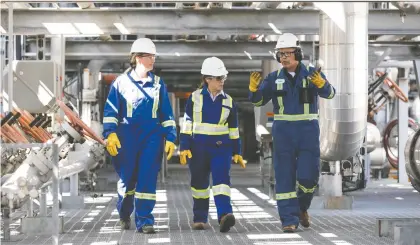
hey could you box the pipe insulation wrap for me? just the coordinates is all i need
[318,2,369,161]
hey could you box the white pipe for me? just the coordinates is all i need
[366,122,382,153]
[7,3,14,112]
[1,135,70,207]
[318,2,369,161]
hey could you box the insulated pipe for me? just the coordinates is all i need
[369,147,388,169]
[318,2,369,161]
[366,122,381,153]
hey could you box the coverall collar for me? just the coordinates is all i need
[128,69,153,83]
[201,85,227,99]
[280,62,310,86]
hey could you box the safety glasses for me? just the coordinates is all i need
[138,54,156,60]
[209,75,227,81]
[277,51,294,58]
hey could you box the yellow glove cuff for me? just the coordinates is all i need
[249,85,258,92]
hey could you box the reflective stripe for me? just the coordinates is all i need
[276,192,297,200]
[103,117,118,125]
[212,184,231,197]
[328,86,335,99]
[191,187,210,199]
[277,82,284,115]
[106,99,118,113]
[193,123,229,135]
[124,189,135,197]
[135,192,156,200]
[192,90,203,123]
[302,78,310,115]
[117,179,135,198]
[274,114,318,121]
[162,120,176,127]
[253,99,263,107]
[126,102,133,118]
[152,75,160,118]
[229,128,239,139]
[181,119,192,135]
[298,184,317,193]
[218,95,233,125]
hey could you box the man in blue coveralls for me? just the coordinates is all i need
[249,33,336,232]
[103,38,177,234]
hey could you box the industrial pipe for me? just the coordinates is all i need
[318,2,369,161]
[366,122,382,153]
[404,126,420,192]
[383,118,419,168]
[1,135,70,208]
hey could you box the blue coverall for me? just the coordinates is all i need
[103,70,177,229]
[249,63,335,227]
[180,86,241,223]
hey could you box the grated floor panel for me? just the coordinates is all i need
[2,164,419,245]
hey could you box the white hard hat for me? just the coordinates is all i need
[275,33,300,49]
[130,38,156,54]
[201,57,229,76]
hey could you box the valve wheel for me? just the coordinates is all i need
[56,99,106,146]
[376,71,409,103]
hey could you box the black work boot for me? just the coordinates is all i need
[120,218,131,230]
[219,213,236,233]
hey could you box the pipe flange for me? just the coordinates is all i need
[61,121,82,141]
[383,118,419,169]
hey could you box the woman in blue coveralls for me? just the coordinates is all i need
[178,57,246,233]
[103,38,177,234]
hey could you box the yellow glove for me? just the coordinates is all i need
[309,71,326,88]
[165,141,176,160]
[233,154,246,169]
[106,133,121,156]
[179,150,192,165]
[249,72,262,92]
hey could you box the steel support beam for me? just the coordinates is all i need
[25,40,420,61]
[27,40,282,60]
[150,72,251,85]
[65,60,264,72]
[1,9,420,35]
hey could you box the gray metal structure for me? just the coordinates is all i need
[1,8,420,35]
[23,40,420,61]
[1,2,420,244]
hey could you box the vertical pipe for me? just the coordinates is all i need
[318,2,369,161]
[52,144,59,245]
[2,208,11,241]
[39,187,47,216]
[70,174,79,197]
[7,3,14,112]
[1,36,5,115]
[397,70,409,184]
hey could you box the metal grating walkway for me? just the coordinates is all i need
[2,164,420,245]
